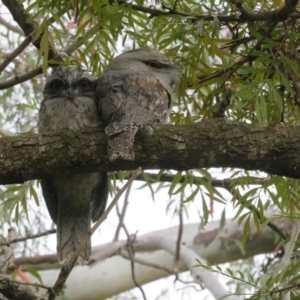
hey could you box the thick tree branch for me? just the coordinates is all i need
[0,120,300,184]
[118,0,299,23]
[1,0,61,59]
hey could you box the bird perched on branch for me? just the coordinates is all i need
[97,49,180,161]
[38,66,108,265]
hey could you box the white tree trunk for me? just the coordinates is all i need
[25,210,287,300]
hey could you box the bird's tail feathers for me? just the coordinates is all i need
[56,206,91,265]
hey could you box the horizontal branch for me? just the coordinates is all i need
[120,0,300,23]
[1,119,300,184]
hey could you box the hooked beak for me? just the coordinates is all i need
[67,88,75,100]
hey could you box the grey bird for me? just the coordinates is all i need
[38,66,108,265]
[97,49,180,161]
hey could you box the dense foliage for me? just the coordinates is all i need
[1,0,300,299]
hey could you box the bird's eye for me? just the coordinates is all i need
[78,80,90,90]
[147,62,161,68]
[51,80,63,91]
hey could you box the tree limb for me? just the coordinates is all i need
[1,120,300,184]
[22,209,289,299]
[119,0,300,23]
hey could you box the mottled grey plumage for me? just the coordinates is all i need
[38,66,108,265]
[97,49,180,161]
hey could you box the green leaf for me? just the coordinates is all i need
[219,208,226,232]
[30,184,39,206]
[26,268,43,284]
[183,187,199,203]
[168,172,182,195]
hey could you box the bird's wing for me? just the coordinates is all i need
[97,71,171,135]
[41,180,59,223]
[91,172,109,222]
[97,70,171,161]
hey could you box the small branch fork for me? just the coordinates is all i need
[0,230,56,248]
[113,182,132,242]
[174,192,184,282]
[125,231,147,300]
[114,182,148,299]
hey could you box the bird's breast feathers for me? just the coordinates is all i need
[39,96,101,131]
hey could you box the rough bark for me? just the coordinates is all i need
[0,119,300,184]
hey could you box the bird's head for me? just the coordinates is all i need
[43,66,97,100]
[105,49,180,95]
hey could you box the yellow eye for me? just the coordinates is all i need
[78,80,90,90]
[51,80,63,91]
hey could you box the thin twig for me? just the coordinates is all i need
[226,185,287,240]
[198,22,278,86]
[134,172,263,187]
[212,88,233,118]
[1,0,65,58]
[113,182,132,241]
[0,229,56,247]
[172,0,180,11]
[124,231,147,300]
[7,279,52,292]
[0,11,65,75]
[174,192,184,282]
[197,0,299,87]
[120,249,200,287]
[0,23,101,90]
[0,66,43,90]
[48,167,142,300]
[120,249,175,274]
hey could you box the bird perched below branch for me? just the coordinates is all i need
[97,49,180,161]
[38,66,108,265]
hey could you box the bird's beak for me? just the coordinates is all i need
[67,88,75,99]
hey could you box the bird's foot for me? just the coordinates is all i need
[138,125,153,136]
[109,150,135,162]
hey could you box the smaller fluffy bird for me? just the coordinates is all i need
[38,66,108,264]
[97,49,180,161]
